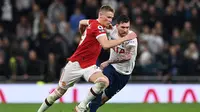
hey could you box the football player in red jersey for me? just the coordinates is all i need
[37,5,136,112]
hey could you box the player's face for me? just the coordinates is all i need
[117,22,130,37]
[100,11,114,27]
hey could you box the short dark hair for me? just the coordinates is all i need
[99,5,114,13]
[117,15,130,24]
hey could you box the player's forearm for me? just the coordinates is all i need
[79,25,87,34]
[102,38,126,49]
[79,20,89,34]
[107,54,131,64]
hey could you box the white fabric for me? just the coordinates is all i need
[108,26,138,75]
[59,61,102,89]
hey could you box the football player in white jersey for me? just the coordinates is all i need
[88,15,138,112]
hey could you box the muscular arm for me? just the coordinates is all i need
[79,20,89,34]
[99,45,136,70]
[97,32,136,50]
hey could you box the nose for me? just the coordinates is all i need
[124,28,128,32]
[108,18,112,23]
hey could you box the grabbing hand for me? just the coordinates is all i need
[124,32,137,41]
[100,61,110,70]
[106,23,113,29]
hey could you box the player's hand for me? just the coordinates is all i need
[124,32,137,41]
[100,61,109,70]
[106,23,113,29]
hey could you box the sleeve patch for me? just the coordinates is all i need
[98,25,105,32]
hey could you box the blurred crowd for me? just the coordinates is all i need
[0,0,200,83]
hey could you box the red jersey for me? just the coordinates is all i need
[68,20,106,68]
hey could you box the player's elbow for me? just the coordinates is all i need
[125,54,132,60]
[101,44,110,50]
[79,20,84,25]
[79,20,88,26]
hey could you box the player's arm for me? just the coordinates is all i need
[97,32,136,50]
[100,43,137,70]
[99,46,136,70]
[79,19,89,34]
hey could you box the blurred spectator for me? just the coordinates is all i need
[69,7,86,32]
[26,50,43,76]
[154,21,163,36]
[101,0,118,11]
[148,28,164,55]
[35,23,51,60]
[33,11,53,39]
[19,39,29,60]
[189,8,200,34]
[139,46,153,66]
[167,45,181,76]
[47,0,66,25]
[31,3,41,20]
[146,5,158,28]
[163,5,177,40]
[181,21,196,45]
[1,37,10,63]
[117,2,129,16]
[184,42,199,61]
[0,50,8,78]
[155,0,164,10]
[49,34,66,59]
[16,0,32,16]
[44,53,57,82]
[139,45,158,75]
[69,32,81,55]
[49,34,68,70]
[0,0,17,33]
[189,0,200,8]
[183,42,199,75]
[59,22,75,47]
[8,40,29,80]
[84,0,98,19]
[16,16,32,40]
[139,25,151,52]
[0,24,10,42]
[170,28,183,46]
[141,2,149,25]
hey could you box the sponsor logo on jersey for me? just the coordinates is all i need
[98,25,105,32]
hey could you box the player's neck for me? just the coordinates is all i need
[118,33,123,38]
[97,19,105,27]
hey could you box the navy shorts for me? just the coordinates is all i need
[102,64,130,98]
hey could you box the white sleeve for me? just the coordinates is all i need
[127,38,137,47]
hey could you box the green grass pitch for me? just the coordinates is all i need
[0,103,199,112]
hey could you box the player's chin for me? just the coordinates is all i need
[105,25,110,29]
[121,34,127,37]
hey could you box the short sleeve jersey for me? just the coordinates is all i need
[68,20,106,68]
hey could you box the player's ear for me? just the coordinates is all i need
[116,24,119,27]
[99,12,103,17]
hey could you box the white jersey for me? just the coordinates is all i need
[107,26,138,75]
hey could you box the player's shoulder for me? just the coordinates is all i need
[90,20,101,26]
[129,30,137,38]
[108,25,117,33]
[107,25,118,37]
[88,19,96,24]
[127,30,138,44]
[90,21,105,33]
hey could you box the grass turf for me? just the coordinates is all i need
[0,103,199,112]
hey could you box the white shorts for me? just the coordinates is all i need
[59,61,102,89]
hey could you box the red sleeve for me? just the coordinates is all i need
[92,24,106,39]
[88,19,95,24]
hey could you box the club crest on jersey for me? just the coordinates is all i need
[129,40,134,43]
[98,25,104,32]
